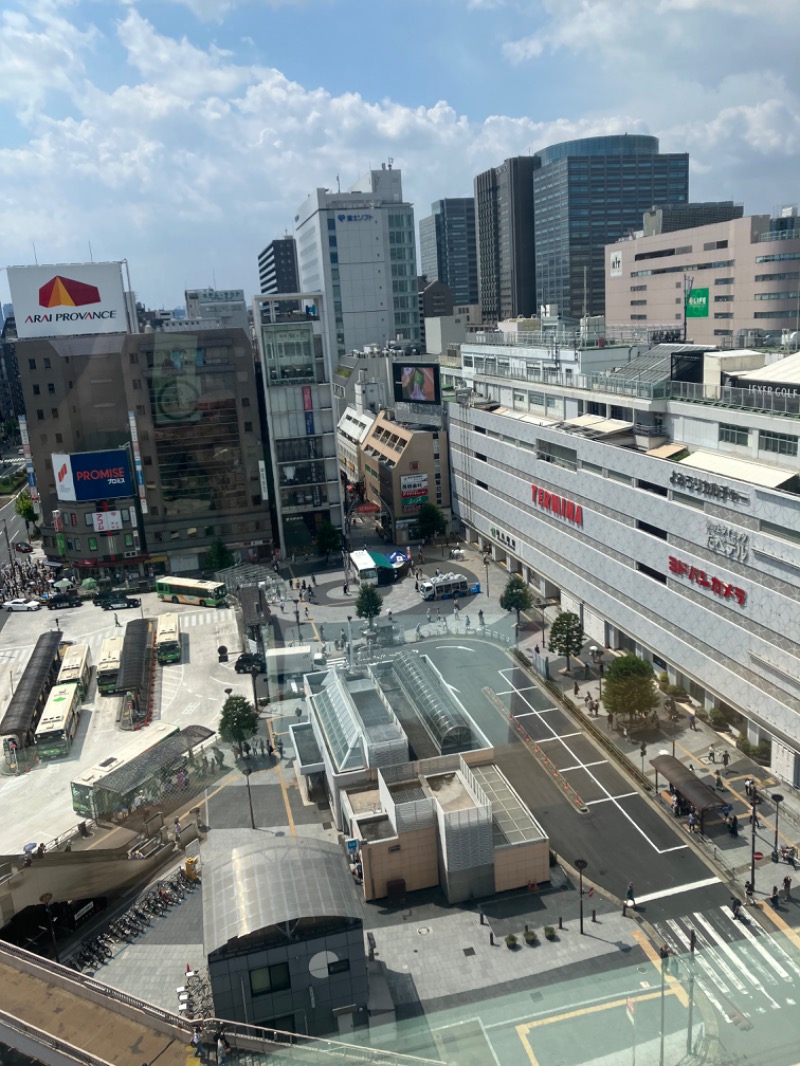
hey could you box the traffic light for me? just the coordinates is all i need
[640,742,647,758]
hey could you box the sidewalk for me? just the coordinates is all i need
[542,637,800,926]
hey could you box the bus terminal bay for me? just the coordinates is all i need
[0,585,243,895]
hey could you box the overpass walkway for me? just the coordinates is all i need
[0,942,444,1066]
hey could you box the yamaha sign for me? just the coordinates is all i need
[52,450,133,503]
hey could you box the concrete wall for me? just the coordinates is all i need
[494,841,550,892]
[360,825,439,902]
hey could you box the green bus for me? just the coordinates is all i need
[155,576,227,607]
[155,612,181,664]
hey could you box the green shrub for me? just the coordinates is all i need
[544,925,556,940]
[524,929,538,945]
[505,933,518,948]
[657,672,669,687]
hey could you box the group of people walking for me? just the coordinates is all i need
[0,558,53,602]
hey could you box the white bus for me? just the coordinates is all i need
[57,643,92,699]
[349,550,378,585]
[155,613,181,664]
[97,635,125,695]
[35,683,83,759]
[155,576,227,607]
[419,572,480,601]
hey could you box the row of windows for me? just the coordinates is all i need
[720,422,799,456]
[755,253,800,264]
[754,272,800,282]
[754,291,799,301]
[631,259,735,278]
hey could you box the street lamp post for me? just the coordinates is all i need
[750,788,759,890]
[243,764,255,830]
[575,859,588,935]
[293,598,301,643]
[346,615,354,667]
[484,557,489,597]
[771,793,784,863]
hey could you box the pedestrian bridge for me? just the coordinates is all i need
[0,942,444,1066]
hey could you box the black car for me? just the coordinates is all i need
[98,596,141,611]
[235,653,266,674]
[46,594,82,610]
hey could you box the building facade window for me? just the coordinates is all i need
[720,424,749,446]
[760,430,798,456]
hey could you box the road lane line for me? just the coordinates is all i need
[560,759,607,772]
[636,877,720,902]
[585,792,639,805]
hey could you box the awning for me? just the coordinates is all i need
[646,442,688,459]
[43,559,65,569]
[650,754,728,828]
[677,450,793,489]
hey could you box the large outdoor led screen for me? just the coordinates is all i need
[393,364,441,405]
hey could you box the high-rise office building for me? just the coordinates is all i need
[184,288,249,331]
[253,293,343,557]
[419,198,478,307]
[295,165,420,363]
[533,135,689,320]
[474,157,539,324]
[258,237,299,297]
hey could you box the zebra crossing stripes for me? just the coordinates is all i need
[656,906,800,1025]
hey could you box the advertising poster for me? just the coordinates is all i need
[686,288,709,318]
[401,472,428,509]
[52,450,132,502]
[7,262,129,339]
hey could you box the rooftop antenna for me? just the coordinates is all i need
[336,174,341,193]
[88,241,94,263]
[32,242,38,265]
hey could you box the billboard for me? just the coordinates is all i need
[7,262,129,340]
[401,472,428,509]
[51,450,132,502]
[609,250,623,278]
[393,364,441,405]
[686,288,709,318]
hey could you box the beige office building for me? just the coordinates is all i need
[605,212,800,347]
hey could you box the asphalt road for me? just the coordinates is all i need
[423,637,726,924]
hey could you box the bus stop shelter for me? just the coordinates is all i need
[650,754,728,833]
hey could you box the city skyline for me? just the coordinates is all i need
[0,0,797,308]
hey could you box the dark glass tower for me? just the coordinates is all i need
[419,198,479,307]
[533,135,689,320]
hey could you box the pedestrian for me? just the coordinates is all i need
[55,617,59,629]
[304,606,309,619]
[426,608,431,623]
[114,612,122,628]
[574,682,580,697]
[687,810,697,834]
[174,818,181,835]
[415,580,419,592]
[217,1032,229,1064]
[707,745,716,764]
[744,880,755,906]
[714,771,724,791]
[416,623,421,638]
[465,615,471,629]
[659,944,671,974]
[730,813,739,838]
[478,609,484,626]
[607,712,614,732]
[688,711,696,731]
[387,609,393,622]
[783,875,792,901]
[280,602,284,613]
[744,777,753,798]
[191,1025,202,1058]
[343,583,349,595]
[721,749,730,773]
[259,737,265,756]
[770,885,780,909]
[534,644,539,655]
[626,882,636,909]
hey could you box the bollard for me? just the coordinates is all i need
[622,902,628,917]
[592,909,597,923]
[558,916,563,930]
[489,932,494,946]
[479,912,485,926]
[525,923,529,933]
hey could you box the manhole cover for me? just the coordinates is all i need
[463,947,476,957]
[530,991,543,1002]
[417,926,432,936]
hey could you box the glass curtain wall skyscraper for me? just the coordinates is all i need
[419,198,479,307]
[533,135,689,320]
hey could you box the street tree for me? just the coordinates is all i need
[355,583,383,629]
[417,503,447,543]
[218,694,259,749]
[499,574,534,624]
[15,491,36,533]
[316,520,342,564]
[547,611,585,671]
[206,538,234,571]
[603,655,659,724]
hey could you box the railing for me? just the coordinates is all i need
[469,324,657,348]
[0,1007,113,1066]
[671,378,800,417]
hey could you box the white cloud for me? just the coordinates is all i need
[0,3,796,305]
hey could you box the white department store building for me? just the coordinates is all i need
[447,334,800,785]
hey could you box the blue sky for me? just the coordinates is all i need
[1,0,798,308]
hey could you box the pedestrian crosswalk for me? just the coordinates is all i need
[655,906,800,1026]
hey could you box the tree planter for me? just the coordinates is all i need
[505,934,518,949]
[524,931,538,946]
[544,926,556,941]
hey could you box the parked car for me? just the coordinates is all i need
[3,599,41,612]
[235,653,266,674]
[46,594,82,611]
[99,596,140,611]
[14,542,33,554]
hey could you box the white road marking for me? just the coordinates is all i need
[496,687,537,697]
[636,877,721,903]
[585,792,639,805]
[560,759,608,772]
[433,644,471,652]
[536,730,581,739]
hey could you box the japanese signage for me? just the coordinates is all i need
[609,250,622,278]
[258,460,270,501]
[668,555,746,606]
[302,386,313,412]
[7,262,128,339]
[670,470,748,505]
[305,411,315,435]
[530,484,584,527]
[401,472,428,509]
[91,511,123,533]
[52,450,132,502]
[336,213,373,222]
[707,523,748,563]
[127,410,148,514]
[490,526,516,551]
